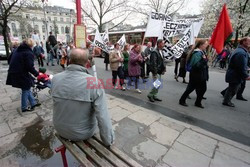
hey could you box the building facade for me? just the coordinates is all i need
[8,6,79,43]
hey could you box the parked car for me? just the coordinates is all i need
[0,44,8,60]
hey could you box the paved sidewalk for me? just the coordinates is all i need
[1,62,250,167]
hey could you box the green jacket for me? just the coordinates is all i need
[122,51,129,70]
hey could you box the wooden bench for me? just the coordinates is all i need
[55,133,143,167]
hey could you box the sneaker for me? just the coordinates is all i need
[136,89,141,93]
[22,107,34,112]
[122,86,126,91]
[31,103,41,109]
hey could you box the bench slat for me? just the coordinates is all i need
[56,135,95,167]
[87,138,129,167]
[93,136,143,167]
[75,141,112,167]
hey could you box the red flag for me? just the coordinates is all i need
[210,4,233,54]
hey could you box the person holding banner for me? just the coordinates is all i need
[144,42,153,77]
[179,39,209,108]
[109,43,125,90]
[147,39,166,102]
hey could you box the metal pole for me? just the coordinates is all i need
[76,0,81,24]
[69,10,72,42]
[43,2,48,40]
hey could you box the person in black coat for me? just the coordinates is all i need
[179,40,209,108]
[222,37,250,107]
[147,39,166,102]
[6,38,41,112]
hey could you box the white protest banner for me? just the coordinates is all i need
[171,28,192,58]
[162,20,190,37]
[144,12,172,37]
[102,29,109,44]
[57,34,66,43]
[94,28,109,53]
[117,34,126,49]
[162,35,174,59]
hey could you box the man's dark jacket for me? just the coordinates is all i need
[6,43,39,90]
[150,48,166,75]
[226,46,249,84]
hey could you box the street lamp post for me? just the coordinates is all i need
[42,1,48,40]
[69,9,73,42]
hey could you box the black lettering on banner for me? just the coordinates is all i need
[95,40,108,52]
[151,12,172,21]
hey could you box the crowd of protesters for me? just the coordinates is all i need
[5,31,250,113]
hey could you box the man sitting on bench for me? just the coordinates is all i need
[51,48,114,146]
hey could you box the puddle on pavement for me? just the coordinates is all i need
[2,121,81,167]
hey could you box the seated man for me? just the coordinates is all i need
[51,48,114,146]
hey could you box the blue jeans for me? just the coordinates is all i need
[46,53,54,65]
[21,89,36,110]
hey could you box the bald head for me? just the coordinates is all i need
[69,48,88,66]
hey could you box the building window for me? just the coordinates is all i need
[43,35,45,40]
[48,16,51,21]
[54,17,57,21]
[33,17,37,20]
[61,26,64,34]
[50,26,52,32]
[34,25,39,32]
[26,14,30,19]
[11,23,17,32]
[72,19,75,23]
[42,25,45,33]
[66,18,70,22]
[65,26,69,33]
[60,18,63,22]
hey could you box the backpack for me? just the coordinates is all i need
[185,51,202,72]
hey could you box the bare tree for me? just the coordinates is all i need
[77,0,131,32]
[0,0,25,58]
[129,0,186,18]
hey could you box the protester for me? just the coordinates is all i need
[219,46,230,69]
[144,42,153,77]
[212,53,221,67]
[109,43,125,90]
[51,48,114,146]
[176,46,191,83]
[48,31,57,48]
[57,43,67,70]
[33,41,45,67]
[6,38,41,112]
[8,42,19,64]
[179,39,209,108]
[31,30,41,45]
[222,37,250,107]
[174,57,181,81]
[128,44,143,93]
[46,40,55,66]
[103,42,110,71]
[122,44,130,79]
[147,39,166,102]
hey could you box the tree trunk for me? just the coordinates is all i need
[2,20,10,59]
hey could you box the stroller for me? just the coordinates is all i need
[32,79,50,103]
[32,68,52,103]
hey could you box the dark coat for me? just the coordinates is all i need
[6,43,39,90]
[48,35,57,47]
[226,46,249,84]
[33,45,44,57]
[189,51,209,83]
[150,48,166,75]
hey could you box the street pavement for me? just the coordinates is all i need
[0,59,250,167]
